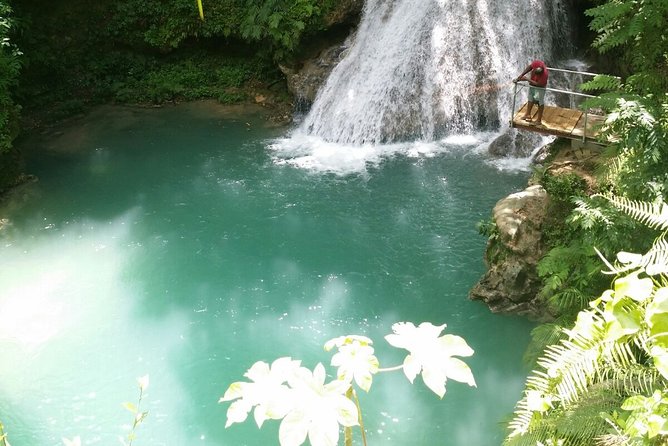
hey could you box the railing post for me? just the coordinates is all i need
[583,108,589,143]
[510,82,518,126]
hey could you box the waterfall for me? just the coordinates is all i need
[297,0,572,145]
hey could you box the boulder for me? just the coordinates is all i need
[469,184,554,320]
[488,128,546,158]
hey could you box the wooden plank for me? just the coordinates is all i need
[512,102,608,143]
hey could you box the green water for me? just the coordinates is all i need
[1,103,534,446]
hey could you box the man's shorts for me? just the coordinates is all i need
[529,86,546,106]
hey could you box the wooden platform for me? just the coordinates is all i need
[512,103,607,143]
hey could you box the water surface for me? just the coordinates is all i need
[1,102,534,445]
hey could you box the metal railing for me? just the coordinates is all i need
[510,67,614,142]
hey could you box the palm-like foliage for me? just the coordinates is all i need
[504,197,668,446]
[595,195,668,278]
[585,0,668,94]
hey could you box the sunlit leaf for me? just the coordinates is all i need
[279,363,358,446]
[279,410,309,446]
[385,322,476,398]
[219,357,301,428]
[614,271,653,302]
[526,390,553,412]
[621,395,649,411]
[617,251,643,264]
[329,335,378,392]
[650,346,668,380]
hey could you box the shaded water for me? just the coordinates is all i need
[1,103,534,445]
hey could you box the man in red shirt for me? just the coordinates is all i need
[514,60,549,126]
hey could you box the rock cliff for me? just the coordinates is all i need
[469,184,553,320]
[470,140,600,321]
[279,0,363,109]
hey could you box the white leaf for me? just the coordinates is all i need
[279,410,309,446]
[444,358,477,387]
[616,251,642,265]
[402,354,420,383]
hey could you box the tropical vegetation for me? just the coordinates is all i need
[0,0,20,154]
[504,0,668,444]
[0,0,666,444]
[505,196,668,446]
[9,0,345,121]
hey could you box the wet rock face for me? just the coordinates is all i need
[323,0,364,27]
[487,128,546,158]
[469,184,554,321]
[279,0,363,108]
[280,42,352,107]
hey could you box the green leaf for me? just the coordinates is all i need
[268,12,282,29]
[621,395,650,411]
[614,271,653,302]
[651,346,668,380]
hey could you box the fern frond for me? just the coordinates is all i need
[506,307,650,442]
[524,323,569,366]
[582,75,622,93]
[547,288,590,314]
[506,380,624,446]
[604,363,665,396]
[531,324,604,405]
[595,195,668,231]
[581,95,620,113]
[553,384,620,441]
[595,433,630,446]
[602,339,637,369]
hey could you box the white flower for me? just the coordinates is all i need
[326,335,379,392]
[220,357,301,428]
[279,363,359,446]
[385,322,476,398]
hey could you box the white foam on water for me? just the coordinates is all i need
[269,130,500,175]
[484,134,556,172]
[487,155,534,172]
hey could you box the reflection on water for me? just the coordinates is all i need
[1,103,534,445]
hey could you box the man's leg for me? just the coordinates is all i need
[523,87,539,120]
[534,88,546,124]
[535,105,544,125]
[522,101,535,120]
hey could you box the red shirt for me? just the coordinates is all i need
[530,60,548,87]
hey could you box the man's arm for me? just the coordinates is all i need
[514,64,532,83]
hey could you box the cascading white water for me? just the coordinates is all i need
[297,0,571,145]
